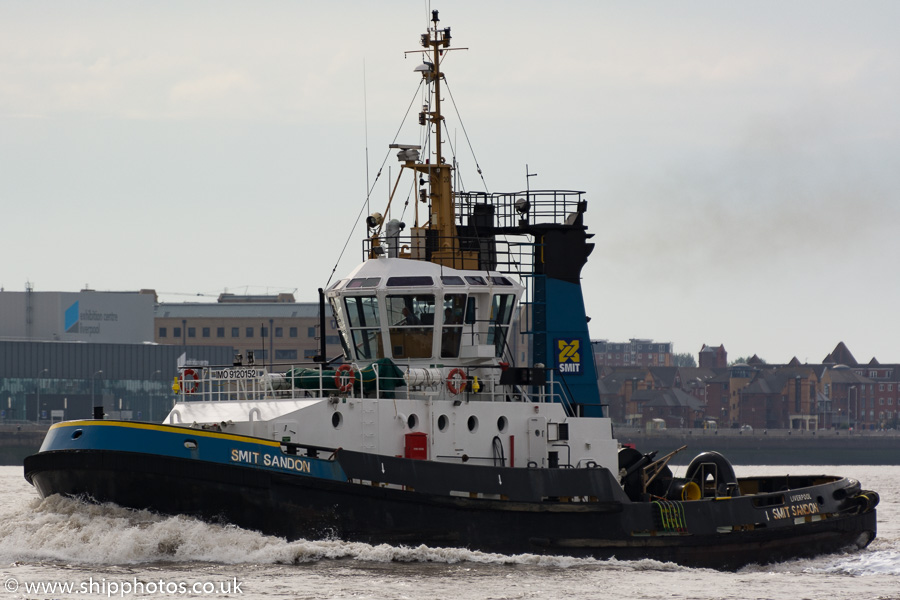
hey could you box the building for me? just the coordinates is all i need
[821,344,900,430]
[599,367,654,425]
[0,340,232,423]
[736,367,819,430]
[818,365,873,429]
[154,293,343,364]
[634,388,705,429]
[853,361,900,429]
[0,288,344,424]
[0,287,156,343]
[699,344,727,368]
[592,339,673,368]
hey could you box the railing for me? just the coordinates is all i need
[361,189,586,275]
[454,189,586,230]
[174,362,574,407]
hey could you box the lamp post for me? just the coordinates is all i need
[35,368,49,423]
[92,370,104,416]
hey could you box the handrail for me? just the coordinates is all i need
[174,360,581,407]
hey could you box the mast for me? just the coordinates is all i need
[399,10,477,269]
[427,10,452,242]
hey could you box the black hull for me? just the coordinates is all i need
[24,449,877,570]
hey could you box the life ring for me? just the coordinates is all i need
[335,364,356,393]
[446,368,467,395]
[180,368,199,394]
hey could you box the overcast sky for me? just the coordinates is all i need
[2,1,898,365]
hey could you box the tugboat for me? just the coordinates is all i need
[24,11,877,570]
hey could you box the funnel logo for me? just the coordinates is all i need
[556,338,583,374]
[65,301,80,333]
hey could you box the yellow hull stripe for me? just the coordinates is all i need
[48,420,281,447]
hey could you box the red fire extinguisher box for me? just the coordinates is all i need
[404,432,428,460]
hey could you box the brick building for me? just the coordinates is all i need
[699,344,727,368]
[592,339,672,368]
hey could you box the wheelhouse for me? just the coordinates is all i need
[327,259,523,365]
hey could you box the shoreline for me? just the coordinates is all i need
[4,425,899,466]
[616,427,900,465]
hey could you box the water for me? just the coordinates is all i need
[1,465,898,599]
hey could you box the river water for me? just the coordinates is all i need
[1,465,897,600]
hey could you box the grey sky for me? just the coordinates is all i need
[2,1,898,364]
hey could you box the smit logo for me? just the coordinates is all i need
[556,338,583,374]
[65,301,79,333]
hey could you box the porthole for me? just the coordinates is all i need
[332,412,343,429]
[467,415,479,433]
[71,429,83,440]
[407,414,419,430]
[497,416,508,433]
[437,415,449,431]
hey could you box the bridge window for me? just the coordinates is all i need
[344,295,383,360]
[488,294,516,357]
[441,294,466,358]
[347,277,381,288]
[386,276,433,287]
[387,295,434,359]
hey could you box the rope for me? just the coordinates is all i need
[444,76,489,192]
[325,80,426,287]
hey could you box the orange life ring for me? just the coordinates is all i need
[446,368,467,395]
[335,364,356,393]
[180,368,199,394]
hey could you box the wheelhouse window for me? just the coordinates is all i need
[441,294,466,358]
[387,294,434,359]
[387,276,433,287]
[344,295,382,360]
[488,294,516,357]
[347,277,381,288]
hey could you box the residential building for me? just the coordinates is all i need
[592,339,673,368]
[699,344,727,368]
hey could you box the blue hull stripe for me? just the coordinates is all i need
[39,420,347,481]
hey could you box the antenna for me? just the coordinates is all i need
[364,59,370,218]
[526,164,537,195]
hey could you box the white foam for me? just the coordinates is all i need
[810,550,900,576]
[6,493,890,575]
[0,494,697,571]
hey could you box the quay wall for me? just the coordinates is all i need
[0,426,46,466]
[4,425,899,466]
[616,427,900,466]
